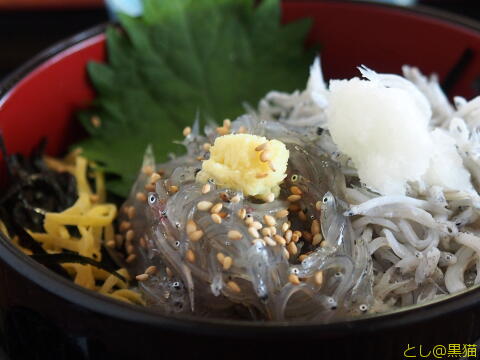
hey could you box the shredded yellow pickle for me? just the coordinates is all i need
[3,152,143,305]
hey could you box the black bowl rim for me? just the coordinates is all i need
[2,0,480,338]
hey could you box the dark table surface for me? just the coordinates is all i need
[0,8,108,81]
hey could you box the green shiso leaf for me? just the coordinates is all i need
[76,0,315,197]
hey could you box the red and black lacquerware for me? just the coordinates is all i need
[2,1,480,359]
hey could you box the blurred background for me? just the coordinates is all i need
[0,0,480,81]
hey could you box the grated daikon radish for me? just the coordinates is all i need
[424,128,473,192]
[327,76,433,195]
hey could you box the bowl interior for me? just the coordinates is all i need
[2,0,480,329]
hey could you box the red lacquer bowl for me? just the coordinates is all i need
[2,2,480,359]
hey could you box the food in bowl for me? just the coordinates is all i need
[112,59,480,321]
[2,0,480,324]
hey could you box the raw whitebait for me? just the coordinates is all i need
[118,59,480,322]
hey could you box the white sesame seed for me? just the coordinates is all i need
[260,150,273,162]
[201,183,211,194]
[216,126,229,135]
[182,126,192,136]
[228,230,243,240]
[264,236,276,247]
[127,206,136,220]
[315,201,322,211]
[288,194,301,202]
[142,166,154,176]
[188,230,204,242]
[145,266,157,275]
[211,203,223,214]
[252,221,262,230]
[275,209,289,219]
[186,249,195,263]
[290,186,303,195]
[255,142,268,152]
[285,230,293,243]
[211,213,222,224]
[312,233,323,246]
[120,221,132,231]
[126,244,134,254]
[298,254,308,262]
[274,235,286,246]
[231,195,241,203]
[136,274,149,281]
[227,281,241,293]
[237,208,246,220]
[223,256,233,270]
[136,192,147,203]
[314,271,324,286]
[91,115,101,128]
[150,173,161,183]
[303,231,312,242]
[288,274,300,285]
[197,201,213,211]
[263,215,276,227]
[298,211,307,222]
[126,229,135,242]
[252,238,266,246]
[144,183,155,192]
[311,219,320,235]
[186,220,197,234]
[287,241,297,255]
[261,228,272,237]
[292,231,301,243]
[248,227,260,239]
[245,216,254,226]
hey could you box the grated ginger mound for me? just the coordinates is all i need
[196,134,289,200]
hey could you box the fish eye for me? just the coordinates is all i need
[291,268,299,275]
[291,174,299,182]
[359,304,368,312]
[174,241,180,247]
[322,196,328,203]
[148,193,157,205]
